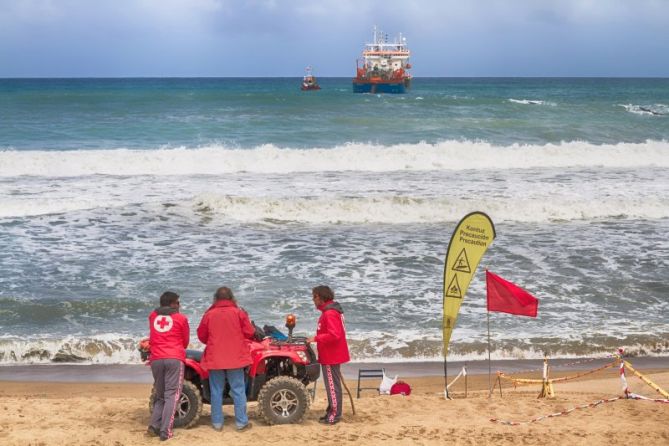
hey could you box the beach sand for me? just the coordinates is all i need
[1,366,668,446]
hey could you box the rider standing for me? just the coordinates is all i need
[148,291,190,441]
[307,285,350,425]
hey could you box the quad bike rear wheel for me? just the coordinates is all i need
[256,376,309,425]
[149,380,202,429]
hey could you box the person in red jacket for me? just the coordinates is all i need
[307,285,350,425]
[147,291,190,441]
[197,287,255,432]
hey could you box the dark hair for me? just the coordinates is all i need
[160,291,180,307]
[312,285,334,302]
[214,287,235,301]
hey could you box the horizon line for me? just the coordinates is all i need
[2,75,669,80]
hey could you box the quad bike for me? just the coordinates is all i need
[139,314,320,427]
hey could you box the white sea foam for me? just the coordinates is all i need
[1,140,669,177]
[619,104,667,116]
[192,194,669,224]
[2,172,668,222]
[1,331,665,365]
[0,334,142,365]
[508,98,555,106]
[0,197,130,218]
[5,193,666,223]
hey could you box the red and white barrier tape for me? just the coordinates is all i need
[497,355,613,377]
[627,393,669,404]
[491,350,669,426]
[619,359,629,395]
[490,397,623,425]
[498,360,617,385]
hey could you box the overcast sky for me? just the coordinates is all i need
[1,0,668,77]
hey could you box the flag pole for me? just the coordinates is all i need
[487,309,492,397]
[485,267,492,397]
[443,357,450,399]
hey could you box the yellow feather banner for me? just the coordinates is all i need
[443,212,496,357]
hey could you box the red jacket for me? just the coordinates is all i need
[149,307,190,361]
[197,300,256,370]
[314,301,350,365]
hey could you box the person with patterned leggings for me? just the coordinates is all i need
[147,291,190,441]
[307,285,351,425]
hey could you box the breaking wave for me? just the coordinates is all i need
[192,194,669,224]
[508,98,555,106]
[2,191,668,222]
[0,335,143,365]
[1,332,668,365]
[619,104,668,116]
[1,140,669,177]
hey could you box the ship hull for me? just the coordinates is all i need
[352,79,410,94]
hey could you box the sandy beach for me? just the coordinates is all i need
[1,362,668,446]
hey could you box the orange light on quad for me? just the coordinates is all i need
[285,314,296,328]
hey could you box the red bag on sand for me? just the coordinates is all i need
[390,381,411,396]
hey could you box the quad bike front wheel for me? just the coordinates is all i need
[149,380,202,429]
[256,376,309,425]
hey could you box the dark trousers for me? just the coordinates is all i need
[321,364,343,422]
[150,359,184,439]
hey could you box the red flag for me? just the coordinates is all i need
[486,271,538,317]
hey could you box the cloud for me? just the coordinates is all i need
[0,0,667,76]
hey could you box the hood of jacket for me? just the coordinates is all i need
[319,301,344,314]
[155,306,178,316]
[205,299,238,313]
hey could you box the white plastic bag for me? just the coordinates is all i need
[379,371,398,395]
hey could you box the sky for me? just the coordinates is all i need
[0,0,668,77]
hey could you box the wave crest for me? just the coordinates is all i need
[0,335,142,364]
[508,98,555,106]
[1,140,669,177]
[193,194,669,224]
[619,104,668,116]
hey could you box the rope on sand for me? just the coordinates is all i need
[497,360,618,385]
[490,393,669,426]
[490,396,623,425]
[627,393,669,404]
[497,356,611,377]
[491,350,669,425]
[621,360,669,399]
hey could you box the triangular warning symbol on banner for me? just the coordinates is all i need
[452,248,471,274]
[446,274,463,298]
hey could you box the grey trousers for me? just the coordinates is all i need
[150,359,184,439]
[322,364,343,423]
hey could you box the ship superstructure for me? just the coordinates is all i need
[301,66,321,91]
[353,26,412,94]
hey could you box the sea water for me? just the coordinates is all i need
[0,77,668,364]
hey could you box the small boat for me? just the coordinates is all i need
[301,66,321,91]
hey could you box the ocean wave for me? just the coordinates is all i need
[2,192,667,222]
[1,332,667,365]
[344,329,669,362]
[508,98,555,106]
[0,197,130,219]
[0,335,143,365]
[192,194,669,224]
[619,104,668,116]
[1,140,669,177]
